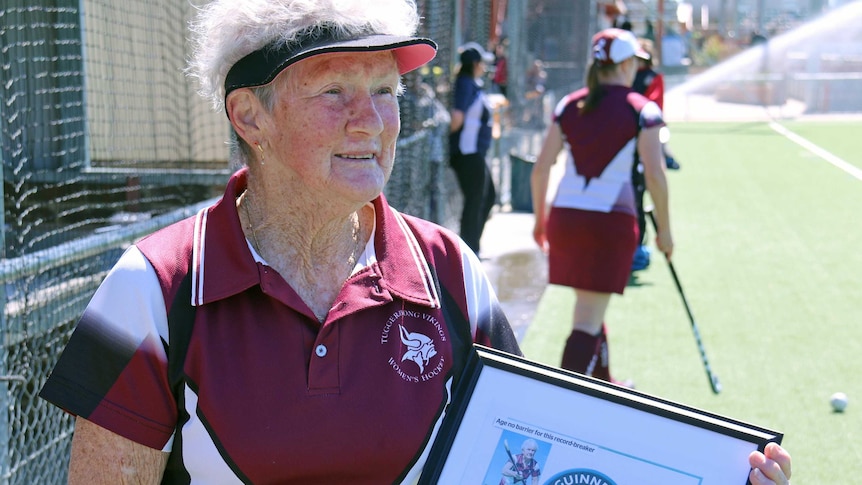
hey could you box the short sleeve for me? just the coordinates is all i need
[453,76,477,112]
[39,246,177,450]
[639,100,665,130]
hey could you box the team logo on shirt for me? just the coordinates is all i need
[399,325,436,373]
[381,309,447,383]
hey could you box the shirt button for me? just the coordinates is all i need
[315,344,327,358]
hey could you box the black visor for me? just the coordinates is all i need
[224,27,437,114]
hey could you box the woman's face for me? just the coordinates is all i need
[262,51,401,206]
[473,60,486,78]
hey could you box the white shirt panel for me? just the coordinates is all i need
[552,139,637,212]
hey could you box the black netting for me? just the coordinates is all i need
[387,0,461,228]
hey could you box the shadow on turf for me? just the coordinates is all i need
[627,273,653,288]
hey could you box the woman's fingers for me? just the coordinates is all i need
[748,443,791,485]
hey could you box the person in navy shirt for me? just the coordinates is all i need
[449,41,496,255]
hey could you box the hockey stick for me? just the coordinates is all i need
[502,440,527,484]
[645,207,722,395]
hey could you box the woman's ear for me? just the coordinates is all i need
[226,89,266,144]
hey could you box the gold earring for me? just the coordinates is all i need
[255,143,265,165]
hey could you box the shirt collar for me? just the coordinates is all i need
[192,167,440,309]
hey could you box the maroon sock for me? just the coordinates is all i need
[591,323,612,382]
[561,329,602,377]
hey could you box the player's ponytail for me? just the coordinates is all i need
[579,61,620,115]
[579,62,602,114]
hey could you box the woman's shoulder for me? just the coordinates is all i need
[454,74,479,91]
[392,210,462,251]
[624,89,660,114]
[382,207,467,269]
[134,214,200,297]
[553,87,589,117]
[137,215,197,261]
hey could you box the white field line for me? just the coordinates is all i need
[768,121,862,182]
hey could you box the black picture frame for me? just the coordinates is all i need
[419,345,782,485]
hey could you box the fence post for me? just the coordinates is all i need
[0,185,8,485]
[0,9,10,482]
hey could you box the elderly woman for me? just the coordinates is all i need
[39,1,520,483]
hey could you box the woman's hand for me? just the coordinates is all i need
[749,442,792,485]
[655,227,673,260]
[532,220,548,254]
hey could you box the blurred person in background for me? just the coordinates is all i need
[661,27,687,68]
[531,28,673,386]
[632,38,681,171]
[523,58,548,128]
[529,32,792,485]
[629,37,680,272]
[450,41,497,255]
[39,1,522,482]
[493,38,509,98]
[599,0,628,30]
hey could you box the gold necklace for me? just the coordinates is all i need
[241,191,263,254]
[347,211,362,270]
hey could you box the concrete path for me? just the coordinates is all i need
[479,209,547,342]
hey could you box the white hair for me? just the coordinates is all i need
[187,0,421,110]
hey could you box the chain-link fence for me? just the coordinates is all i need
[386,0,462,228]
[484,0,595,210]
[1,1,233,481]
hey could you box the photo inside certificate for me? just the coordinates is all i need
[420,346,782,485]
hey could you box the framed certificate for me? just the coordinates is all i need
[419,346,782,485]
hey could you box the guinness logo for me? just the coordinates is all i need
[545,469,617,485]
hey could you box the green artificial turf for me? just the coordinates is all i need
[520,120,862,482]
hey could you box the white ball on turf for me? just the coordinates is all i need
[830,392,848,412]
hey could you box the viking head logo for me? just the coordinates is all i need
[399,325,437,373]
